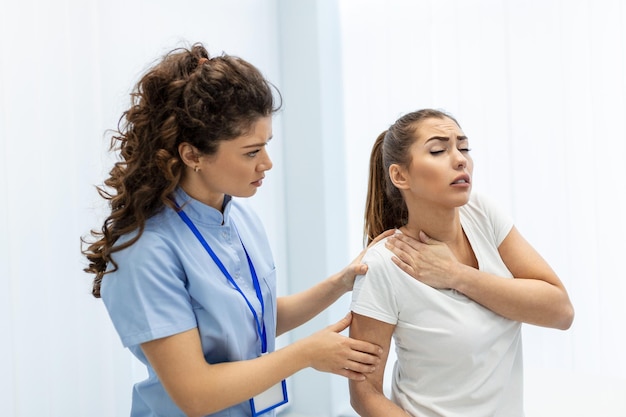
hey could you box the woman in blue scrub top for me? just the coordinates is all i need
[82,42,386,417]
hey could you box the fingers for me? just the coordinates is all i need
[336,368,367,381]
[386,239,417,271]
[327,312,352,333]
[349,262,368,277]
[391,255,415,276]
[351,230,397,277]
[354,229,395,265]
[327,314,383,360]
[310,319,383,380]
[344,337,383,370]
[348,338,383,358]
[339,364,374,381]
[368,228,396,247]
[388,232,422,251]
[347,346,382,367]
[336,340,382,380]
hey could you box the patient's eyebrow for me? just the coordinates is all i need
[425,135,468,143]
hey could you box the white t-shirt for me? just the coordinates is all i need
[351,193,524,417]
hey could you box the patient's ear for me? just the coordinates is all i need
[389,164,410,190]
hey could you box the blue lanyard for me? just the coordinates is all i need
[175,205,267,353]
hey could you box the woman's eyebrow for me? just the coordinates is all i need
[242,137,273,148]
[425,136,449,143]
[425,135,468,143]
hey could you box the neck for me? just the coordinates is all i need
[401,201,462,244]
[401,199,476,268]
[179,178,225,212]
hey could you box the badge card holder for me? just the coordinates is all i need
[249,379,288,417]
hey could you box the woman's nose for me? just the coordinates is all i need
[259,148,273,171]
[453,149,468,169]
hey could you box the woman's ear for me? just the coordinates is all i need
[178,142,200,168]
[389,164,410,190]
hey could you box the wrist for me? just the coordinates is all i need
[450,262,470,293]
[328,270,352,294]
[291,336,315,368]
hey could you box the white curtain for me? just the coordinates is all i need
[339,0,626,414]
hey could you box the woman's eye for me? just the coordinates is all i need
[430,149,445,155]
[246,150,260,157]
[459,148,472,153]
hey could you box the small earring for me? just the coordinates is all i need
[193,166,199,172]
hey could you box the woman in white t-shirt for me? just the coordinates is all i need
[349,109,574,417]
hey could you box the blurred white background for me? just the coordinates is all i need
[1,0,624,416]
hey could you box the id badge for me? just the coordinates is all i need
[249,379,288,416]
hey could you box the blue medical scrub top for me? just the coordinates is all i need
[101,188,278,417]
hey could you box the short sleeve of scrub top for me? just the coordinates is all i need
[101,228,197,349]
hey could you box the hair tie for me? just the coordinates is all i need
[197,57,208,67]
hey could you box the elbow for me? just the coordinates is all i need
[558,303,575,330]
[349,381,375,417]
[178,401,208,417]
[350,396,367,417]
[171,392,219,417]
[546,286,574,330]
[181,405,221,417]
[552,298,574,330]
[349,384,364,416]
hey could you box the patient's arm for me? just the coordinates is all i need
[348,313,410,417]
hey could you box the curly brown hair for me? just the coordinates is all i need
[81,42,281,298]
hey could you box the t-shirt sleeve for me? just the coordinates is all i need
[475,193,514,246]
[101,232,197,348]
[350,242,399,325]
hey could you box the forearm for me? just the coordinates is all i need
[350,382,410,417]
[193,342,308,412]
[348,313,406,416]
[452,264,574,329]
[144,330,311,417]
[388,227,574,330]
[277,272,348,335]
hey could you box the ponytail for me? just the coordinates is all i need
[363,131,407,245]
